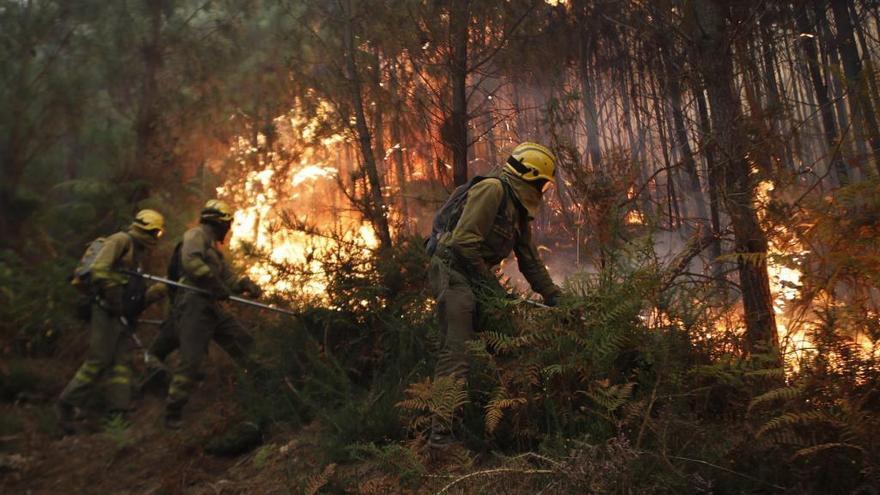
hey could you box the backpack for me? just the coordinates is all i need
[70,237,111,294]
[166,241,184,303]
[425,176,511,256]
[70,234,134,321]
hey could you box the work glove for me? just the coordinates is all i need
[208,279,232,301]
[145,283,168,305]
[239,278,263,299]
[541,285,566,307]
[101,285,125,315]
[214,285,233,301]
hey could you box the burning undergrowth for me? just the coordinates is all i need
[200,107,880,492]
[231,225,878,492]
[214,110,382,305]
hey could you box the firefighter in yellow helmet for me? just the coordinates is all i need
[164,199,262,429]
[426,142,562,448]
[57,209,168,433]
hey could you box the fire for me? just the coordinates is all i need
[757,180,812,364]
[292,165,338,187]
[624,209,645,225]
[215,115,378,300]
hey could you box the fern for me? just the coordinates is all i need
[793,442,865,459]
[748,385,804,412]
[541,364,566,378]
[103,414,134,451]
[484,331,516,353]
[484,387,527,434]
[304,463,337,495]
[743,367,786,380]
[757,410,836,438]
[396,376,469,432]
[583,382,635,415]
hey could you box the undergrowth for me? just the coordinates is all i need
[1,181,876,493]
[234,228,880,493]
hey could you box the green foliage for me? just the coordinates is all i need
[103,414,134,451]
[0,360,59,402]
[0,410,24,438]
[303,463,337,495]
[347,442,426,487]
[203,420,263,457]
[252,443,276,469]
[0,250,79,356]
[746,305,880,491]
[233,237,435,462]
[397,376,469,435]
[229,230,880,491]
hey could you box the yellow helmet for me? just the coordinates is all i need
[132,209,165,237]
[504,142,557,182]
[201,199,234,223]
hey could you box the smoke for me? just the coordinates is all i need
[499,228,706,297]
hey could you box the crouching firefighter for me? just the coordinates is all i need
[425,142,563,448]
[164,199,263,429]
[57,209,168,433]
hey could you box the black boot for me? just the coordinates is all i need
[140,367,170,396]
[164,406,183,430]
[55,401,77,435]
[426,419,454,451]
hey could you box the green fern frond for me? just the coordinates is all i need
[484,331,515,352]
[793,442,865,459]
[758,410,834,437]
[748,385,804,412]
[583,382,635,414]
[542,364,566,378]
[743,367,786,380]
[304,463,337,495]
[484,387,527,435]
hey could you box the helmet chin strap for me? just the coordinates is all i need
[203,220,231,243]
[216,223,230,243]
[507,156,531,176]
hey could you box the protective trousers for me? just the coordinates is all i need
[430,255,478,382]
[166,293,254,413]
[147,313,254,367]
[147,318,179,363]
[59,304,133,411]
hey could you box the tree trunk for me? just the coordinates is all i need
[651,73,678,230]
[760,18,795,171]
[695,87,725,283]
[134,0,165,185]
[818,11,858,163]
[449,0,470,186]
[794,2,851,184]
[580,51,602,170]
[342,0,392,251]
[691,0,780,359]
[389,58,409,219]
[830,0,880,174]
[661,39,710,229]
[371,47,385,178]
[850,0,880,113]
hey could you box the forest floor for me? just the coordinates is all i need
[0,347,377,495]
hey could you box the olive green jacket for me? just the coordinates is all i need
[179,223,244,293]
[439,172,560,299]
[91,228,165,302]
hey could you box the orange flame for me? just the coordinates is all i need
[217,121,378,299]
